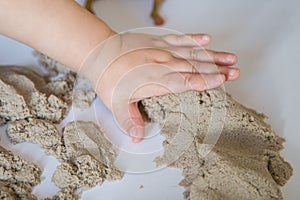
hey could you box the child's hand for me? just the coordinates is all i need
[81,32,239,143]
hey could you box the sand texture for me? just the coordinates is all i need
[0,64,293,199]
[1,66,119,199]
[141,90,293,200]
[0,146,41,199]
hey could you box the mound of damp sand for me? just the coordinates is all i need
[34,51,74,77]
[6,119,123,198]
[0,146,41,199]
[72,89,96,109]
[0,79,31,126]
[0,66,70,124]
[0,66,117,199]
[52,121,123,191]
[0,65,96,124]
[7,118,61,155]
[141,89,293,200]
[0,63,293,199]
[34,52,97,109]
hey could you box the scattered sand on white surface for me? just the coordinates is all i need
[0,66,70,124]
[0,63,293,200]
[1,66,119,199]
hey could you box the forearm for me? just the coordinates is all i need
[0,0,114,70]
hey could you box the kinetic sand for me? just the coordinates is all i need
[0,64,293,199]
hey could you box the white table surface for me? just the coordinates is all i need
[0,0,299,199]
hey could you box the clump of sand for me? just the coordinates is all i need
[0,62,293,199]
[141,90,293,200]
[0,66,70,125]
[0,146,41,199]
[0,66,121,199]
[6,119,123,199]
[34,51,75,76]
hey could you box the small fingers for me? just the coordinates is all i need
[218,66,240,81]
[194,64,240,81]
[161,34,211,47]
[129,73,225,101]
[187,63,240,81]
[230,68,240,80]
[162,73,226,94]
[172,48,237,66]
[167,58,239,81]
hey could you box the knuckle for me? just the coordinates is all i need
[184,74,194,89]
[185,60,199,74]
[190,48,197,60]
[193,75,207,91]
[176,35,185,44]
[207,50,217,61]
[191,62,198,73]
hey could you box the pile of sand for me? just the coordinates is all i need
[0,65,121,199]
[0,146,41,199]
[0,66,72,125]
[141,90,293,199]
[0,61,293,199]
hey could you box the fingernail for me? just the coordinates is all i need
[229,70,236,78]
[196,35,210,44]
[202,35,210,41]
[132,137,141,143]
[228,69,240,80]
[226,55,236,63]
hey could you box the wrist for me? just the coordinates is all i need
[79,31,122,90]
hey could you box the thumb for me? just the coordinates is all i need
[114,102,145,143]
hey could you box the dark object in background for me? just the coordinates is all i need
[85,0,165,25]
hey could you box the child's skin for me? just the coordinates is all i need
[0,0,239,143]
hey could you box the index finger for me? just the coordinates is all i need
[161,34,211,47]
